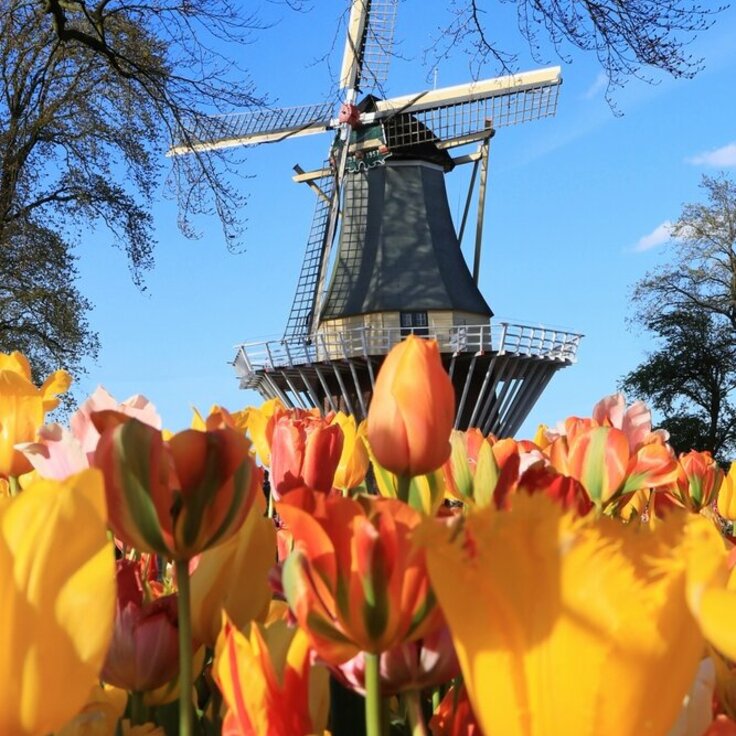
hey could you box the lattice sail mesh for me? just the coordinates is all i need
[283,162,337,340]
[382,83,559,148]
[177,102,334,149]
[356,0,399,91]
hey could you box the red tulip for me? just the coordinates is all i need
[429,684,481,736]
[270,411,343,499]
[367,336,455,478]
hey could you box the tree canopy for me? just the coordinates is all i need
[623,175,736,461]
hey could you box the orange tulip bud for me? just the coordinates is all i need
[367,336,454,478]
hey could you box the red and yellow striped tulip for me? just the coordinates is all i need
[278,489,439,664]
[0,351,71,478]
[0,469,115,736]
[213,613,329,736]
[270,412,343,499]
[93,414,259,559]
[421,494,724,736]
[367,336,454,478]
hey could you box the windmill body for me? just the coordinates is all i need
[172,0,583,435]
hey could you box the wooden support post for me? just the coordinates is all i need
[472,137,491,286]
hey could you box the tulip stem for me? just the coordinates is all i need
[129,691,146,725]
[175,558,193,736]
[397,474,412,504]
[364,652,383,736]
[405,690,429,736]
[8,475,20,496]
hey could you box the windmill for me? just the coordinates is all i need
[171,0,582,436]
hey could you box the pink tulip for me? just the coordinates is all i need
[101,560,180,692]
[332,624,460,696]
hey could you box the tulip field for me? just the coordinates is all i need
[5,336,736,736]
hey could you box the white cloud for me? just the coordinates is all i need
[633,221,673,252]
[582,72,607,100]
[687,142,736,167]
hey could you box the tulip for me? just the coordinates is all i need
[270,411,343,499]
[0,469,115,736]
[517,463,593,517]
[333,624,460,696]
[672,450,724,512]
[190,498,276,647]
[592,392,668,450]
[20,387,161,482]
[420,493,725,736]
[190,404,249,432]
[429,684,481,736]
[213,614,330,736]
[718,463,736,521]
[704,717,736,735]
[101,560,180,692]
[278,488,439,664]
[0,350,71,478]
[667,657,716,736]
[244,397,288,467]
[367,437,446,515]
[564,425,678,507]
[367,336,455,479]
[330,412,369,492]
[93,414,259,559]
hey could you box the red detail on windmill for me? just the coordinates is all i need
[338,103,361,128]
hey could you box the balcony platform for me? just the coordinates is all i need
[233,321,582,436]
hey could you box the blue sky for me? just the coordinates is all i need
[74,1,736,436]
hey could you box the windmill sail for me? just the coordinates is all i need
[375,67,561,149]
[169,102,334,155]
[283,163,337,340]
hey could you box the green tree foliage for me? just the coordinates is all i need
[0,0,262,379]
[623,176,736,460]
[621,308,736,460]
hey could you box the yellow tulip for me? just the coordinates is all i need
[0,351,71,478]
[190,404,250,432]
[330,412,369,491]
[190,498,276,647]
[421,494,722,736]
[0,469,116,736]
[718,463,736,521]
[245,397,287,467]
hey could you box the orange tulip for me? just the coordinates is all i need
[278,488,439,664]
[674,450,723,512]
[93,414,259,559]
[367,336,454,478]
[270,411,343,499]
[429,683,481,736]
